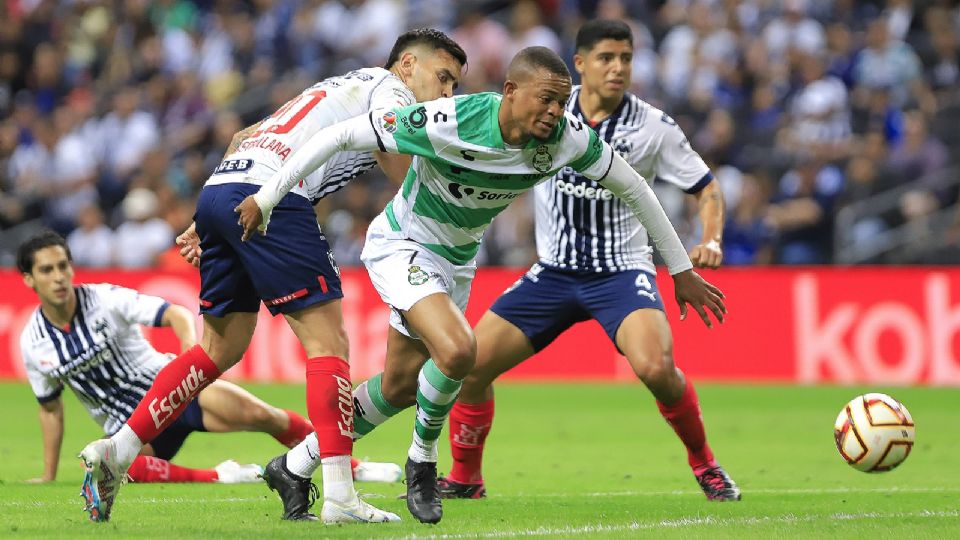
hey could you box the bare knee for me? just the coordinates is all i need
[301,326,350,360]
[429,329,477,381]
[628,342,678,387]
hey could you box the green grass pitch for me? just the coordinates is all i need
[0,382,957,538]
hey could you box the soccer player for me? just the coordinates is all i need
[237,46,726,523]
[19,231,401,488]
[77,29,467,524]
[439,20,741,502]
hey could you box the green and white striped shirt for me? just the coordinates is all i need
[369,93,612,264]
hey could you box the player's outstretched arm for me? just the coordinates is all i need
[689,180,725,269]
[236,113,385,240]
[27,398,64,483]
[160,304,198,352]
[596,153,726,327]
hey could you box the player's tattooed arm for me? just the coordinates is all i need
[689,180,725,269]
[222,120,264,159]
[27,397,64,483]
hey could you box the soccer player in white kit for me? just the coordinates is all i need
[441,20,740,502]
[77,29,466,524]
[237,46,726,523]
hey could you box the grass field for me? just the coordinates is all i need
[0,381,957,538]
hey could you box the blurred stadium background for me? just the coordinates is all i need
[0,2,958,408]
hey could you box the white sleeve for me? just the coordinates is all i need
[596,152,693,275]
[652,117,712,193]
[101,284,170,327]
[253,114,383,222]
[21,332,63,403]
[369,78,416,110]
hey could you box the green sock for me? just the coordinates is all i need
[352,372,403,440]
[409,359,462,462]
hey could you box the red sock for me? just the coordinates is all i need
[126,345,221,443]
[351,458,359,471]
[447,399,495,484]
[305,356,353,459]
[657,378,716,473]
[273,410,314,448]
[126,455,218,483]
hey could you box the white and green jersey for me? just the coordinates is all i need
[255,91,693,275]
[368,92,613,265]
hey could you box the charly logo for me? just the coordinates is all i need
[408,106,427,128]
[408,265,429,285]
[613,138,633,157]
[532,145,553,173]
[381,111,398,133]
[448,182,475,199]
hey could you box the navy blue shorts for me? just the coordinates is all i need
[489,263,665,352]
[195,183,343,316]
[150,398,206,461]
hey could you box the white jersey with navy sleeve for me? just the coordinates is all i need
[206,67,415,204]
[19,284,172,435]
[535,87,712,273]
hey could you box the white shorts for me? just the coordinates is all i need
[361,214,476,339]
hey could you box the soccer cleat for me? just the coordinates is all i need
[437,476,486,499]
[353,460,403,483]
[262,455,320,521]
[214,460,264,484]
[404,458,442,524]
[78,439,128,522]
[320,494,402,524]
[695,465,741,501]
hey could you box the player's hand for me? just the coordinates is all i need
[689,240,723,269]
[176,222,201,268]
[672,269,726,328]
[235,196,264,241]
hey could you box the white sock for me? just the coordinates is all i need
[111,425,144,468]
[285,433,322,479]
[321,455,354,503]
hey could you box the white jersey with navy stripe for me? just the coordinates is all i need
[19,284,172,435]
[205,67,415,204]
[535,87,712,273]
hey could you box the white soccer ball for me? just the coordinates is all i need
[834,393,915,473]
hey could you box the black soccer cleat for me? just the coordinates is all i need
[695,465,741,501]
[438,476,487,499]
[405,458,442,524]
[263,455,320,521]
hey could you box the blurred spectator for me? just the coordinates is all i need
[96,86,161,205]
[67,205,114,268]
[886,110,948,181]
[783,52,851,161]
[723,173,775,265]
[658,1,737,104]
[766,158,844,264]
[763,0,826,63]
[853,16,934,114]
[452,7,511,93]
[502,0,562,71]
[113,187,173,268]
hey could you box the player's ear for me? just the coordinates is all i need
[22,272,35,291]
[399,50,417,76]
[573,52,586,75]
[502,79,518,99]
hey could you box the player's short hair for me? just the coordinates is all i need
[385,28,468,70]
[17,230,72,274]
[575,20,633,53]
[507,46,570,81]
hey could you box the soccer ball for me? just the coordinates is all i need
[834,393,915,473]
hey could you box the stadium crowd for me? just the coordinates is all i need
[1,0,958,268]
